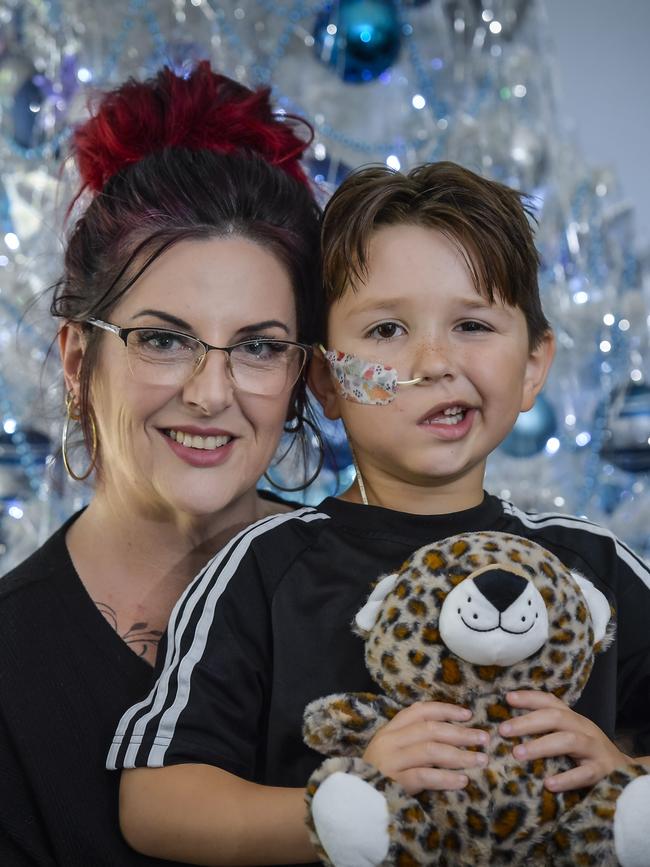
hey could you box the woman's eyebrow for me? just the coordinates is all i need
[235,320,290,337]
[131,311,290,336]
[132,309,193,330]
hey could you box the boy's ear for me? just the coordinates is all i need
[308,349,342,421]
[58,322,86,401]
[520,329,555,412]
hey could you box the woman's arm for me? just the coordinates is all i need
[120,764,316,866]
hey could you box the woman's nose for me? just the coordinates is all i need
[181,350,235,415]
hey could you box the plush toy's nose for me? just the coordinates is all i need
[474,568,528,613]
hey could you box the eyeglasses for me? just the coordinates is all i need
[85,318,310,396]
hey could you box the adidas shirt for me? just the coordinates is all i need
[109,493,650,791]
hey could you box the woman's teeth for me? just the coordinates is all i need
[167,430,232,450]
[425,406,467,425]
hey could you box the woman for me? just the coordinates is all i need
[0,62,323,865]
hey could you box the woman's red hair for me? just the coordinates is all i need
[73,61,312,193]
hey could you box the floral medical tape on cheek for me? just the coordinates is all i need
[319,346,423,405]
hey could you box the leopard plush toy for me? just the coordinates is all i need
[303,531,650,867]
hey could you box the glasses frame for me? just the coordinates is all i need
[84,318,312,394]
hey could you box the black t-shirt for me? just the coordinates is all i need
[0,490,298,867]
[110,494,650,796]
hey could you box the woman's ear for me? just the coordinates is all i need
[58,322,86,401]
[520,329,555,412]
[308,349,342,421]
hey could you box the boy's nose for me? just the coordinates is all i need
[411,339,456,382]
[181,350,234,415]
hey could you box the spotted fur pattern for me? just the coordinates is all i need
[304,531,642,866]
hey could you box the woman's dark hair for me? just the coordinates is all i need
[52,62,323,479]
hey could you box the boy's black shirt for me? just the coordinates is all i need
[111,493,650,796]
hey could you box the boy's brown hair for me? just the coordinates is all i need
[321,161,550,347]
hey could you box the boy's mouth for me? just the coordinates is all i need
[164,429,233,451]
[420,404,468,426]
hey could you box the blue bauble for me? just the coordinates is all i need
[307,154,352,188]
[323,435,353,473]
[600,383,650,473]
[310,406,352,472]
[500,393,557,458]
[0,428,50,500]
[0,179,12,233]
[313,0,401,83]
[0,54,49,149]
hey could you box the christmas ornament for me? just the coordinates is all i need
[0,427,51,500]
[313,0,401,83]
[0,54,50,149]
[319,414,352,473]
[499,393,558,458]
[307,153,352,189]
[600,383,650,473]
[0,179,12,233]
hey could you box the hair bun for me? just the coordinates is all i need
[73,61,312,193]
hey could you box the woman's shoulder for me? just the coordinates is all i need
[0,513,80,608]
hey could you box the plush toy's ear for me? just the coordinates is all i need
[354,572,399,637]
[570,571,614,648]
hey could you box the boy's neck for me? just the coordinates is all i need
[338,472,486,515]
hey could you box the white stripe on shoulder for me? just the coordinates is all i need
[500,499,650,590]
[107,509,288,769]
[108,507,329,769]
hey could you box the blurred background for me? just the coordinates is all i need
[0,0,648,571]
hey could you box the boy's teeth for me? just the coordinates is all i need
[427,406,466,425]
[168,430,231,450]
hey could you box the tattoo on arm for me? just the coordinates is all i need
[96,602,163,657]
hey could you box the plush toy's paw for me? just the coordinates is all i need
[548,764,648,867]
[306,757,390,867]
[614,772,650,867]
[303,692,402,757]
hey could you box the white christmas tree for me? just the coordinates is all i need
[0,0,648,571]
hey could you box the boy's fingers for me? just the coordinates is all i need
[390,720,488,750]
[544,763,600,792]
[386,701,472,732]
[510,731,584,763]
[399,767,469,796]
[505,690,566,711]
[499,707,572,738]
[396,742,488,773]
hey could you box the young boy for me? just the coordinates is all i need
[110,163,650,866]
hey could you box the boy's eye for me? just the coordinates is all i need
[367,322,406,340]
[457,320,492,333]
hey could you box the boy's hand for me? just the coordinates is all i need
[362,700,490,795]
[500,690,631,792]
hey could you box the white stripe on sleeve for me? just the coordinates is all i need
[108,508,329,769]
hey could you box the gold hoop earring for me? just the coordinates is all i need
[62,391,98,482]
